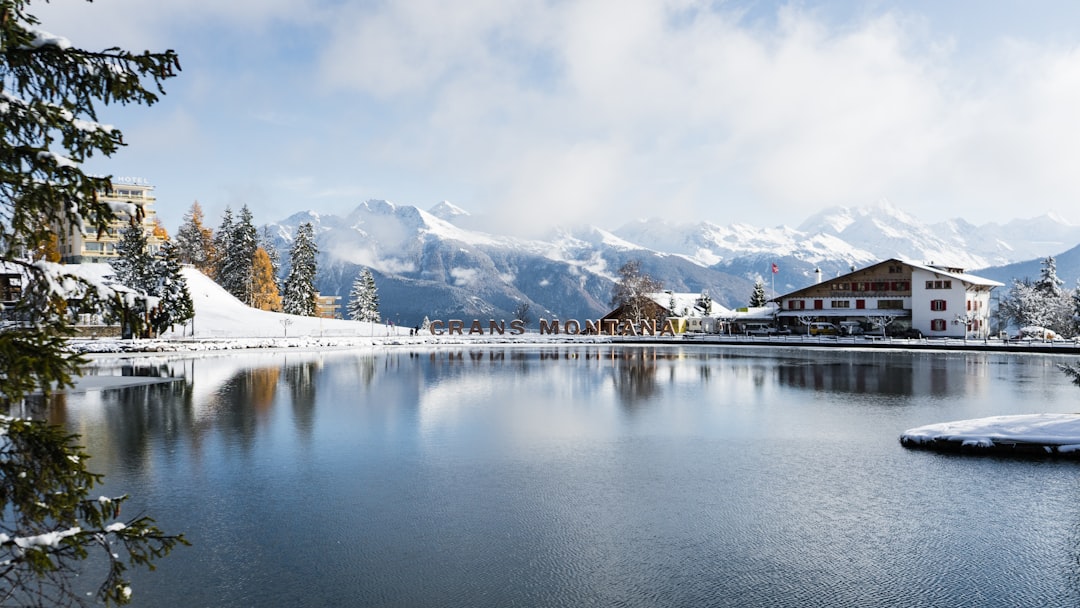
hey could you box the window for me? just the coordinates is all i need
[931,319,947,331]
[855,299,865,309]
[814,300,823,310]
[831,300,850,308]
[925,280,953,290]
[878,300,904,309]
[930,299,947,311]
[788,300,805,310]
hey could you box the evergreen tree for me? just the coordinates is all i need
[999,276,1074,336]
[110,222,155,293]
[150,240,194,334]
[1073,281,1080,336]
[218,205,257,304]
[0,0,186,603]
[211,206,233,281]
[1034,256,1064,297]
[260,225,282,290]
[282,222,318,316]
[175,201,215,273]
[347,268,380,322]
[251,247,282,311]
[750,279,767,307]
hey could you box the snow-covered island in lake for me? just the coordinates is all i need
[901,413,1080,457]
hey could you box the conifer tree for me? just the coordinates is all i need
[750,279,767,307]
[223,205,256,303]
[175,201,215,273]
[260,225,282,290]
[110,222,155,293]
[282,222,318,316]
[1034,256,1064,297]
[347,268,380,322]
[150,239,194,334]
[211,206,233,281]
[0,0,186,603]
[218,205,257,304]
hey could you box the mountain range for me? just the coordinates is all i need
[263,199,1080,326]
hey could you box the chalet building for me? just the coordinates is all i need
[603,291,730,333]
[771,259,1003,339]
[56,180,164,264]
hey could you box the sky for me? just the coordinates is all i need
[32,0,1080,236]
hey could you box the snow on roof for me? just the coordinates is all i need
[647,291,731,317]
[900,259,1005,287]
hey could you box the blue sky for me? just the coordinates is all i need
[35,0,1080,235]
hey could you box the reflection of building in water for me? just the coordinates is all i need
[778,360,916,395]
[775,353,989,398]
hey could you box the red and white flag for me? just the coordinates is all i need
[771,263,779,274]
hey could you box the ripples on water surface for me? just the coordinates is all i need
[44,346,1080,607]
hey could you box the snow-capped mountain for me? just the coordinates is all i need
[264,199,1080,326]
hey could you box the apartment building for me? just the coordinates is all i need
[57,179,164,264]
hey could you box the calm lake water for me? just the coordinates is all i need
[41,346,1080,607]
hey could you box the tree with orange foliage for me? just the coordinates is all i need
[251,247,282,311]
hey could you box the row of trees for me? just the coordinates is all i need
[173,202,325,316]
[998,256,1080,338]
[174,202,382,322]
[110,224,194,337]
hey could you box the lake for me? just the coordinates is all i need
[40,345,1080,607]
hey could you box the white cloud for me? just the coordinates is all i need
[30,1,1080,231]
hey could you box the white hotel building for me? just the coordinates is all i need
[772,258,1003,339]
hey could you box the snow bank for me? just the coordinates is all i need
[900,413,1080,457]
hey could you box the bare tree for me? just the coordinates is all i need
[512,301,532,325]
[865,315,897,337]
[610,260,662,323]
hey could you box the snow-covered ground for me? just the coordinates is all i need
[68,265,416,353]
[901,413,1080,456]
[162,266,404,340]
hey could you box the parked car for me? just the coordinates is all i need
[808,322,839,336]
[838,321,864,336]
[743,322,773,336]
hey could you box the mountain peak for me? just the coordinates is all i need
[429,200,469,221]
